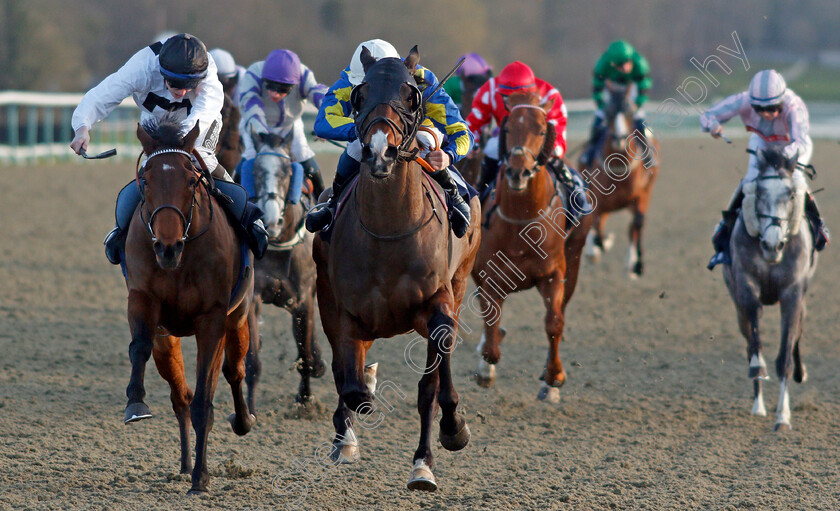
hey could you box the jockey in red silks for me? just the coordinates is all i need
[465,61,576,195]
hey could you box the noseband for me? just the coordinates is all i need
[137,148,214,243]
[356,96,423,161]
[501,104,547,171]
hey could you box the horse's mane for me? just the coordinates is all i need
[141,117,189,149]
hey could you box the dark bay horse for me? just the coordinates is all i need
[579,83,659,278]
[312,47,481,491]
[245,132,326,411]
[472,92,592,402]
[216,92,242,171]
[723,149,817,430]
[125,120,256,494]
[454,70,493,187]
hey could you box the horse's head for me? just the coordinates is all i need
[604,81,633,152]
[350,45,423,179]
[498,92,556,192]
[251,130,292,239]
[742,149,807,263]
[459,71,492,118]
[136,119,203,270]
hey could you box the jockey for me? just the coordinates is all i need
[702,69,829,268]
[208,47,245,98]
[466,60,574,194]
[581,40,653,167]
[70,33,268,264]
[443,52,493,113]
[306,39,474,238]
[237,49,328,200]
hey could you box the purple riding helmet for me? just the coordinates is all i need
[263,49,301,86]
[457,52,492,79]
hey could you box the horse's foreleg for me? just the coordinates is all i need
[793,305,808,384]
[152,334,193,474]
[734,287,767,416]
[337,336,374,414]
[627,204,645,279]
[244,299,261,416]
[475,285,506,388]
[328,347,360,465]
[188,312,227,494]
[408,333,441,492]
[223,315,256,437]
[563,213,592,310]
[292,297,325,404]
[536,274,567,403]
[125,290,160,423]
[776,288,805,431]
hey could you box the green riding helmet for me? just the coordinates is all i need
[605,40,635,65]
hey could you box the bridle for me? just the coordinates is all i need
[354,86,424,162]
[500,103,547,176]
[136,148,214,244]
[253,148,308,250]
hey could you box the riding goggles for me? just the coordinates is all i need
[264,80,294,94]
[160,67,206,90]
[752,104,782,114]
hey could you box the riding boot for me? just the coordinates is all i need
[582,116,606,167]
[104,181,143,265]
[300,157,325,199]
[548,158,575,188]
[430,168,471,238]
[305,171,352,233]
[805,191,830,251]
[476,156,500,195]
[708,184,744,269]
[213,163,269,259]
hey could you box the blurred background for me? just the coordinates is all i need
[2,0,839,162]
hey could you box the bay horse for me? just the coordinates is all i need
[723,148,817,430]
[245,132,326,411]
[454,70,493,187]
[579,82,659,278]
[312,47,481,491]
[125,119,256,494]
[216,92,242,171]
[472,92,592,402]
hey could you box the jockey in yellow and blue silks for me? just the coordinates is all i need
[305,39,474,238]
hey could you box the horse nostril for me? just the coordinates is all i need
[760,240,770,251]
[175,240,185,253]
[777,241,786,251]
[153,240,163,254]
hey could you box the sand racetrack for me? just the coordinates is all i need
[1,139,839,510]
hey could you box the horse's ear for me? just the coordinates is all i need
[400,83,422,112]
[183,123,201,152]
[360,46,376,75]
[542,96,556,114]
[538,122,557,166]
[350,83,367,113]
[404,45,420,72]
[137,123,155,154]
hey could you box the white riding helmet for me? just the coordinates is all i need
[749,69,787,106]
[348,39,400,86]
[209,48,237,78]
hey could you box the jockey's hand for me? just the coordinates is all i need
[70,126,90,155]
[710,125,723,139]
[424,150,451,171]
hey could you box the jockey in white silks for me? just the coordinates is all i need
[701,69,829,269]
[70,33,267,264]
[236,49,328,201]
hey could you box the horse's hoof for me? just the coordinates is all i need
[186,488,207,496]
[439,421,470,452]
[537,382,561,403]
[312,359,327,379]
[329,443,360,464]
[794,363,808,383]
[228,412,256,436]
[124,402,153,424]
[603,233,615,251]
[474,359,496,388]
[407,460,437,492]
[774,421,792,432]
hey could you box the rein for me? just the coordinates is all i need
[354,181,439,241]
[136,148,215,244]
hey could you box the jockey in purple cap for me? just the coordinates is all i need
[237,49,328,200]
[443,53,493,116]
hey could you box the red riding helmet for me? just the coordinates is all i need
[497,61,536,95]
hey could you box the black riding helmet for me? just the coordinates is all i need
[159,33,209,90]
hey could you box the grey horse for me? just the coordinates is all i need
[244,132,326,412]
[723,148,817,431]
